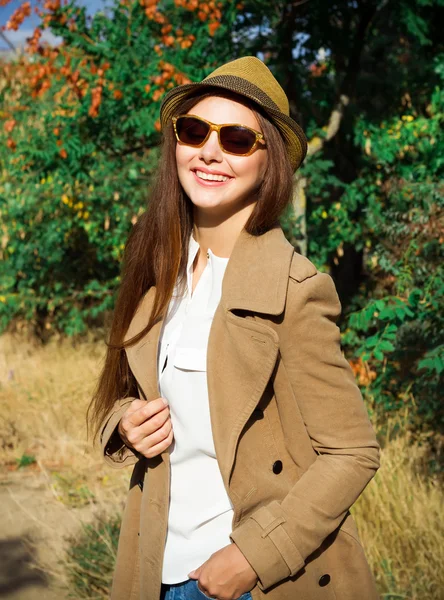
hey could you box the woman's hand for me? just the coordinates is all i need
[117,397,174,459]
[188,542,258,600]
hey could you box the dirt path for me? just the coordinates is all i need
[0,469,95,600]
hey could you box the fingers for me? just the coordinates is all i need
[126,397,169,427]
[125,398,148,415]
[138,426,174,459]
[118,397,174,459]
[127,405,171,446]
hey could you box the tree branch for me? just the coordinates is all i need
[289,0,312,8]
[307,94,350,156]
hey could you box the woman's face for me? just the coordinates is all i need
[175,95,268,218]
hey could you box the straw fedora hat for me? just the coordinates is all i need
[159,56,307,172]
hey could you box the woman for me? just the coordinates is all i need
[88,56,381,600]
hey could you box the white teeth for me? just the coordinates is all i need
[195,170,230,182]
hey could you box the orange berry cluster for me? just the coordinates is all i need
[27,27,42,53]
[4,118,17,150]
[309,63,327,78]
[4,1,31,31]
[89,86,103,118]
[43,0,61,10]
[52,126,67,158]
[142,0,216,50]
[175,0,223,36]
[59,54,85,101]
[349,358,377,386]
[139,0,167,23]
[87,62,111,118]
[157,25,196,50]
[28,60,56,98]
[148,61,191,102]
[4,119,17,134]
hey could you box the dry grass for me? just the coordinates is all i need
[0,331,129,597]
[0,331,443,600]
[0,331,128,493]
[353,415,444,600]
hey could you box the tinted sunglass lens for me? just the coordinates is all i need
[220,126,257,154]
[176,117,209,145]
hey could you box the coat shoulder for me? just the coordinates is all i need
[288,251,318,283]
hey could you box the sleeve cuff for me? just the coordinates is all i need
[230,501,304,591]
[100,401,139,469]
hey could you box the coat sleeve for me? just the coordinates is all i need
[100,396,140,469]
[229,271,380,591]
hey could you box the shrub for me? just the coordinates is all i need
[65,513,121,599]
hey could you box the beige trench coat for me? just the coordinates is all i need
[100,226,381,600]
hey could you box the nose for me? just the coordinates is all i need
[198,129,223,164]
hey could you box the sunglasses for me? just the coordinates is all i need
[172,114,266,156]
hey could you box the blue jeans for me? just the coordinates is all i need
[160,578,252,600]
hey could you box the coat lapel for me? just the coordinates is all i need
[123,226,295,489]
[207,226,294,490]
[123,286,162,402]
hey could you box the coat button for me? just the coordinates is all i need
[272,460,283,474]
[318,574,331,587]
[253,408,264,420]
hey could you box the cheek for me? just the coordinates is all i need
[232,152,268,186]
[175,145,194,184]
[175,144,187,171]
[258,152,268,180]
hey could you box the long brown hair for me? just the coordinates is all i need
[87,87,294,444]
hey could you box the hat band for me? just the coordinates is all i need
[200,75,283,113]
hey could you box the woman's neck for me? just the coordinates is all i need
[192,201,256,258]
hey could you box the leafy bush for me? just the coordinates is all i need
[65,513,121,599]
[316,58,444,430]
[0,0,238,338]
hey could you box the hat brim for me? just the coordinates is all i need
[159,76,307,172]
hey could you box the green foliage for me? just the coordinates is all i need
[52,472,96,507]
[278,2,444,430]
[0,0,238,338]
[15,453,36,468]
[338,54,444,429]
[65,513,121,599]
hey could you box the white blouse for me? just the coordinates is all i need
[158,233,234,584]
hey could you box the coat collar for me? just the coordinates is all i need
[222,225,295,315]
[124,224,295,349]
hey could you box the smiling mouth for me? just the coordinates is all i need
[193,169,233,183]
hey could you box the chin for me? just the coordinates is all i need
[189,197,227,211]
[185,188,229,207]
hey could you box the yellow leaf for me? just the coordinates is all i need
[365,138,372,156]
[309,136,322,152]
